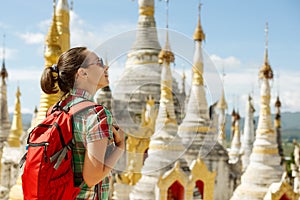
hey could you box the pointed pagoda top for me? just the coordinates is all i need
[7,86,23,147]
[216,89,228,110]
[48,0,60,44]
[193,3,205,41]
[155,0,177,128]
[248,95,255,113]
[231,108,236,116]
[158,0,174,64]
[216,67,227,110]
[275,96,281,108]
[259,22,273,79]
[1,34,8,84]
[16,85,21,98]
[235,110,241,121]
[44,0,62,66]
[34,105,38,113]
[56,0,69,11]
[70,0,74,10]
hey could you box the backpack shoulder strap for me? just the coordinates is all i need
[46,103,57,117]
[68,100,99,116]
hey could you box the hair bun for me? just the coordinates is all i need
[51,64,58,73]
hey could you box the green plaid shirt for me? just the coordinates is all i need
[66,88,113,200]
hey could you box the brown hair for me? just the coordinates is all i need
[40,47,88,96]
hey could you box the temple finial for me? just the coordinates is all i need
[198,1,202,18]
[265,22,268,52]
[193,1,205,41]
[259,21,273,79]
[165,0,169,29]
[1,34,8,82]
[70,0,74,10]
[165,0,170,51]
[158,0,174,64]
[2,34,5,62]
[264,21,269,63]
[53,0,56,12]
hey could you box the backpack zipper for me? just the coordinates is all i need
[28,142,49,162]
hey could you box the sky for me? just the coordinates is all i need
[0,0,299,117]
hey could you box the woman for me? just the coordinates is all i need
[40,47,125,199]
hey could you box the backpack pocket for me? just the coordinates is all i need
[49,166,80,200]
[22,142,50,199]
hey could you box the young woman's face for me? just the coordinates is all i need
[84,51,109,90]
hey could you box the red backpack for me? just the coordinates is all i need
[20,100,97,200]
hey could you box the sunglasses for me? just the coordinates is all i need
[85,58,105,68]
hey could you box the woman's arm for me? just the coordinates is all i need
[82,127,125,187]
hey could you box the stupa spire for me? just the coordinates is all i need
[229,111,242,164]
[56,0,70,52]
[177,3,210,161]
[259,22,273,80]
[241,95,255,171]
[275,95,284,164]
[44,0,62,67]
[216,67,228,147]
[7,86,23,147]
[231,23,283,200]
[191,3,206,87]
[36,0,62,123]
[156,0,176,131]
[193,3,205,42]
[1,34,8,86]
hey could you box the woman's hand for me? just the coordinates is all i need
[83,126,125,187]
[112,126,125,149]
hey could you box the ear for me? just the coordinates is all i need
[77,68,87,78]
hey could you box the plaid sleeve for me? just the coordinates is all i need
[85,105,113,143]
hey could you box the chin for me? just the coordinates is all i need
[98,83,109,89]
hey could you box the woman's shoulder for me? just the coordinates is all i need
[93,104,112,117]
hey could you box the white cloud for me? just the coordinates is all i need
[38,19,51,31]
[70,11,106,48]
[69,11,136,50]
[277,70,300,113]
[17,32,45,45]
[221,67,300,116]
[210,54,242,70]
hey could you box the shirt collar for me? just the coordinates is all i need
[70,88,94,101]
